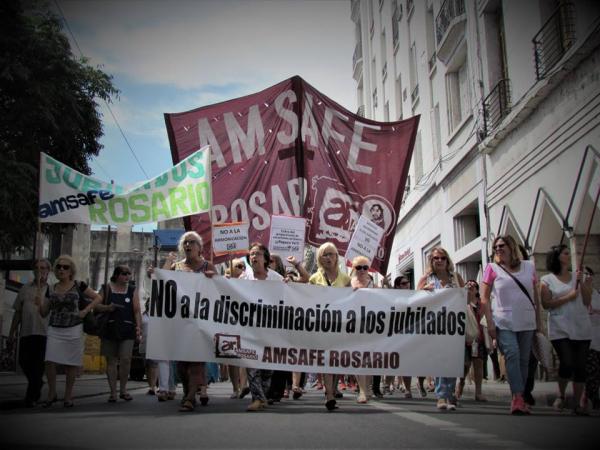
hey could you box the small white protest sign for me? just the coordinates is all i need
[345,215,385,266]
[213,222,249,255]
[269,215,306,266]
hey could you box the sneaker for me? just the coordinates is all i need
[553,396,565,411]
[436,398,447,410]
[511,395,528,415]
[447,401,456,411]
[338,382,347,391]
[157,392,168,402]
[247,399,264,411]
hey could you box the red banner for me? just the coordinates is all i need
[164,76,419,274]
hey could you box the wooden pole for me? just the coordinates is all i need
[577,180,600,286]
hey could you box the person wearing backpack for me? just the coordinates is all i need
[97,265,142,403]
[39,255,102,408]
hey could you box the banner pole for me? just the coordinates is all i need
[577,180,600,285]
[103,180,114,300]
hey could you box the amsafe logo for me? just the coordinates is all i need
[214,333,258,360]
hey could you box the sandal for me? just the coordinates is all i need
[108,395,117,403]
[119,393,133,401]
[41,396,58,408]
[325,399,338,411]
[292,387,303,400]
[179,399,195,412]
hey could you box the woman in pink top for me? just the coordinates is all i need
[480,235,542,414]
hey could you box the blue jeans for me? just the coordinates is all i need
[496,328,535,395]
[435,377,456,400]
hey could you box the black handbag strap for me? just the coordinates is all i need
[497,264,535,307]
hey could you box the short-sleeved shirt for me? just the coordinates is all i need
[309,270,351,287]
[46,282,87,328]
[482,261,537,332]
[541,273,591,341]
[240,268,283,281]
[13,282,49,337]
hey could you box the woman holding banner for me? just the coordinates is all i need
[165,231,216,412]
[240,242,283,411]
[309,242,351,411]
[39,255,102,408]
[350,255,376,404]
[417,247,465,411]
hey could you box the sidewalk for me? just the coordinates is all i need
[0,372,147,409]
[459,378,559,407]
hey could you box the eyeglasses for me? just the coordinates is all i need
[120,272,131,276]
[249,252,263,258]
[354,265,369,271]
[56,264,71,271]
[235,264,245,269]
[183,240,199,246]
[432,256,447,261]
[493,244,506,251]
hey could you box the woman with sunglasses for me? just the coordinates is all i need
[480,235,542,414]
[165,231,216,412]
[456,280,487,402]
[417,247,465,411]
[96,265,142,403]
[39,255,102,407]
[540,245,592,415]
[309,242,351,410]
[350,255,376,404]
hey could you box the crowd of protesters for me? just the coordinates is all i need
[7,233,599,416]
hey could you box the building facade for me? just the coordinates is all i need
[351,0,600,285]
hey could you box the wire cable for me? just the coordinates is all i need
[53,0,150,179]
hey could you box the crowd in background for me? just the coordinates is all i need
[8,232,600,416]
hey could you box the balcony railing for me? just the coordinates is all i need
[353,41,363,68]
[436,0,465,45]
[533,2,575,80]
[482,78,511,136]
[428,51,437,73]
[410,84,419,104]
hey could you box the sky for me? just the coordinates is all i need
[54,0,357,232]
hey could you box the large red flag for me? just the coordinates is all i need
[165,76,419,274]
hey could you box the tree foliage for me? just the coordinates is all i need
[0,0,119,257]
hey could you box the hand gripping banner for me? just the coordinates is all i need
[165,76,420,274]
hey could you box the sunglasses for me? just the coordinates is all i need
[354,265,369,271]
[235,264,245,269]
[56,264,71,271]
[432,256,447,261]
[120,272,131,276]
[493,244,506,251]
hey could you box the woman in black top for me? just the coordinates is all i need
[97,265,142,402]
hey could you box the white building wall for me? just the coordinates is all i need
[351,0,600,283]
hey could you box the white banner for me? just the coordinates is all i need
[147,269,467,376]
[39,146,211,225]
[345,215,385,265]
[268,215,306,266]
[212,222,249,255]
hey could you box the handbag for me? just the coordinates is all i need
[531,331,553,370]
[78,282,110,337]
[465,305,479,344]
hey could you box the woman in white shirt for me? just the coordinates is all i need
[480,235,542,415]
[540,245,592,415]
